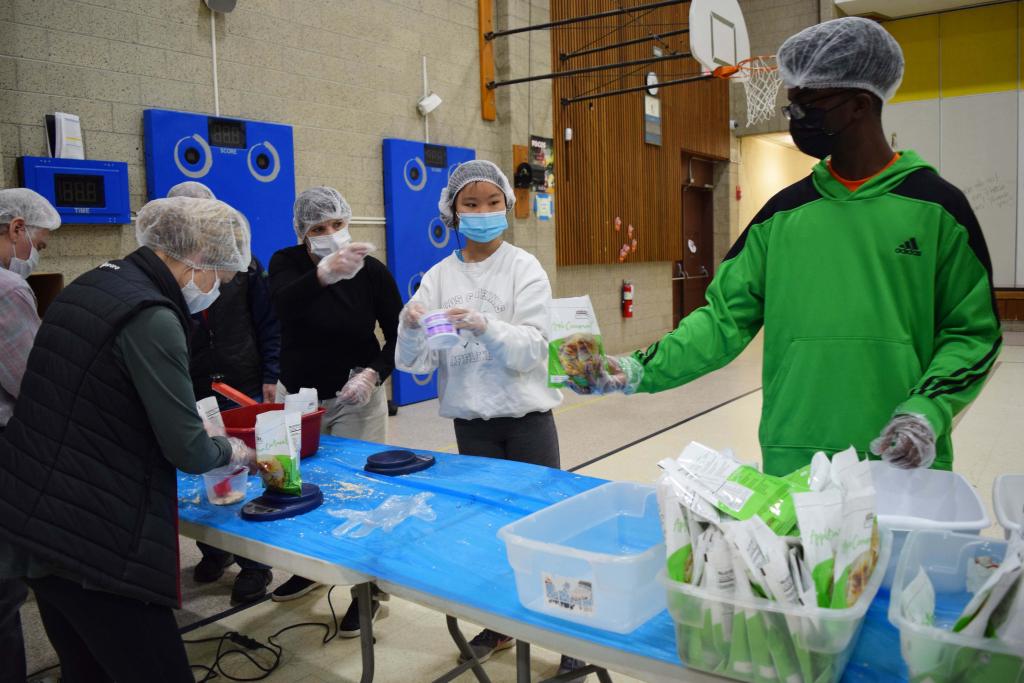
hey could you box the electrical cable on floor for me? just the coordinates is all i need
[183,586,341,682]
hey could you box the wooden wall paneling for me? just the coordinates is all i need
[479,0,497,121]
[550,0,730,266]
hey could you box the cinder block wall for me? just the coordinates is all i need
[1,0,825,356]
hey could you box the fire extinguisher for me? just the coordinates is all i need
[621,280,634,318]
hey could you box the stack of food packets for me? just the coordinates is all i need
[254,388,316,496]
[897,535,1024,680]
[658,443,883,683]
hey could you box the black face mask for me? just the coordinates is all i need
[787,97,856,159]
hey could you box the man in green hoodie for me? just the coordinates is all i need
[575,17,1002,477]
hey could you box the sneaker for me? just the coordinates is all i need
[231,568,272,604]
[338,598,388,638]
[193,553,234,583]
[557,655,590,682]
[457,629,514,664]
[271,575,320,602]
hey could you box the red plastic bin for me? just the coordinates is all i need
[221,403,326,458]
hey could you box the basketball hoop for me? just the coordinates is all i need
[713,55,782,127]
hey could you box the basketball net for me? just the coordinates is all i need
[713,55,782,127]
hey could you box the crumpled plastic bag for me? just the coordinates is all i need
[328,492,436,538]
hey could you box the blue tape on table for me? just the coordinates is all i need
[178,437,907,680]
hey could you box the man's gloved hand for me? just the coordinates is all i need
[316,242,375,286]
[870,413,936,469]
[336,368,379,407]
[227,437,257,472]
[446,308,487,336]
[400,302,427,331]
[565,355,644,396]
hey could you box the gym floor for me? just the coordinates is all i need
[24,327,1024,682]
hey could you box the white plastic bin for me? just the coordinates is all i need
[993,474,1023,539]
[661,528,892,683]
[889,530,1023,682]
[498,481,666,633]
[870,461,989,587]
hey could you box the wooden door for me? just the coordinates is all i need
[675,154,716,325]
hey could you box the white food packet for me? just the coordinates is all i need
[808,451,831,491]
[196,396,224,429]
[255,410,303,495]
[548,296,603,389]
[724,517,800,604]
[954,543,1023,637]
[966,554,1001,594]
[657,457,722,524]
[657,477,696,583]
[285,387,318,415]
[829,446,873,493]
[831,487,879,609]
[899,568,946,675]
[991,559,1024,645]
[793,488,843,607]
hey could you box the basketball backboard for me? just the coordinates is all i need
[690,0,751,74]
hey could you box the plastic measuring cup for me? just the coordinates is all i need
[203,466,248,506]
[422,310,460,350]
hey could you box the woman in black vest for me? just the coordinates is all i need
[0,197,256,682]
[267,187,402,628]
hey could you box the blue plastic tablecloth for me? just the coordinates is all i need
[178,437,909,681]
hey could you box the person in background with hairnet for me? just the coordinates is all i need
[267,187,402,619]
[0,196,256,682]
[395,160,587,680]
[574,17,1001,476]
[0,188,59,683]
[166,182,281,605]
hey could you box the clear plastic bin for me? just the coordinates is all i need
[888,530,1024,682]
[498,481,666,633]
[203,466,248,506]
[993,474,1023,540]
[661,528,892,683]
[870,461,989,587]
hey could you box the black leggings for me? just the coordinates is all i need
[27,576,193,683]
[453,410,561,469]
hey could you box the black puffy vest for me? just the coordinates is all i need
[189,259,263,400]
[0,249,192,607]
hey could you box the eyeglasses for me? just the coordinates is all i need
[782,93,856,121]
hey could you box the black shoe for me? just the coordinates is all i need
[387,400,398,417]
[231,568,272,604]
[271,575,319,602]
[193,553,234,583]
[338,597,387,638]
[557,656,590,682]
[457,628,515,664]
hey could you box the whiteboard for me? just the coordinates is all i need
[939,92,1018,288]
[883,100,941,168]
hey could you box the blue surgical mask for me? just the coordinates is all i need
[457,211,507,243]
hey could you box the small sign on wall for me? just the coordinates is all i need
[535,192,554,221]
[644,95,661,146]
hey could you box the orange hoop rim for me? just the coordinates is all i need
[712,55,778,80]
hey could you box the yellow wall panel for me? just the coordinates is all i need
[940,2,1018,97]
[886,15,940,102]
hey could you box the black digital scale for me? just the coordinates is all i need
[241,483,323,521]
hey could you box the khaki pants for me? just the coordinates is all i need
[276,382,388,443]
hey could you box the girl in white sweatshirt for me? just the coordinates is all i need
[395,161,584,672]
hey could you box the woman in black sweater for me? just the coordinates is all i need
[267,187,401,618]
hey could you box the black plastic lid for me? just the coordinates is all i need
[365,450,436,476]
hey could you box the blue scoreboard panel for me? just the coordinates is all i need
[18,156,130,224]
[143,109,296,268]
[383,138,474,406]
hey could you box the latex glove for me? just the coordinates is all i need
[400,302,427,330]
[328,493,436,539]
[446,308,487,336]
[316,242,375,286]
[336,368,379,407]
[262,383,277,404]
[870,413,936,469]
[203,419,227,438]
[227,437,257,473]
[565,355,644,396]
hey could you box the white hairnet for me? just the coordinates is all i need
[293,186,352,240]
[167,181,216,200]
[0,188,61,231]
[438,160,516,228]
[135,197,251,271]
[777,17,904,102]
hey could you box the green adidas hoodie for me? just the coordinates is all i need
[633,151,1002,476]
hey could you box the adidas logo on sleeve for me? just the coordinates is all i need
[896,238,922,256]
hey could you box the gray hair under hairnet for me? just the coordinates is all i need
[0,188,61,232]
[167,181,216,200]
[777,17,905,102]
[135,197,251,271]
[438,160,516,228]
